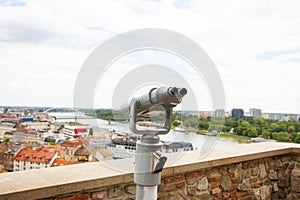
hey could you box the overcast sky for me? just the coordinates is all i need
[0,0,300,113]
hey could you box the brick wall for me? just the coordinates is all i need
[43,153,300,200]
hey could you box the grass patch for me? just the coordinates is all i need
[219,133,251,143]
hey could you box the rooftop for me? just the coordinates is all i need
[14,148,56,164]
[61,140,83,147]
[51,158,79,167]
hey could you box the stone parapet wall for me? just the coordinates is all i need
[159,154,300,200]
[1,143,300,200]
[40,154,300,200]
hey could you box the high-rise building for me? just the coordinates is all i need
[231,109,244,119]
[214,109,225,117]
[249,108,262,118]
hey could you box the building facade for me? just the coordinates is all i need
[214,109,225,117]
[231,109,244,119]
[249,108,262,118]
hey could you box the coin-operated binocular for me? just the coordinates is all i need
[123,86,187,200]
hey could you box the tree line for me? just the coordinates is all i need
[94,109,300,143]
[173,112,300,143]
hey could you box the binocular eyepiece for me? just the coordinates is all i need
[120,86,187,117]
[135,87,187,114]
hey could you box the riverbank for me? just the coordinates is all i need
[219,133,251,143]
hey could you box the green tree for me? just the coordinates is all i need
[287,125,295,133]
[172,120,181,127]
[199,118,210,130]
[262,130,271,139]
[278,123,287,132]
[222,126,231,133]
[272,132,289,142]
[248,127,258,137]
[271,123,279,132]
[241,121,250,128]
[294,132,300,143]
[242,127,258,137]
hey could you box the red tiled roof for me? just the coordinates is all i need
[14,148,56,164]
[41,145,63,156]
[61,140,83,147]
[51,158,79,167]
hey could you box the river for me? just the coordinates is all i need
[77,117,240,156]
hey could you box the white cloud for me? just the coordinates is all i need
[0,0,300,113]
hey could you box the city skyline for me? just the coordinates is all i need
[0,1,300,113]
[1,105,300,116]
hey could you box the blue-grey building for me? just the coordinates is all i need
[231,109,244,119]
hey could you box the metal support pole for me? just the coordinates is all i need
[136,184,144,200]
[134,135,164,200]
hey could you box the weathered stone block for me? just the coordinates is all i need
[187,178,197,185]
[197,176,208,191]
[278,187,286,199]
[211,187,221,195]
[187,185,197,196]
[259,163,267,179]
[222,192,230,199]
[291,155,300,162]
[176,182,185,189]
[209,170,221,179]
[231,185,237,191]
[236,191,249,198]
[177,190,188,200]
[164,184,176,191]
[250,160,259,168]
[281,156,292,165]
[242,169,251,179]
[220,175,231,191]
[271,192,280,200]
[250,177,258,183]
[185,171,203,180]
[251,167,258,176]
[238,179,250,191]
[231,178,240,184]
[253,185,271,200]
[278,170,289,187]
[242,161,250,169]
[291,193,300,200]
[230,191,237,198]
[268,160,275,169]
[291,168,300,192]
[124,185,136,195]
[190,192,210,200]
[273,182,279,192]
[57,194,89,200]
[268,169,278,180]
[108,186,122,198]
[165,175,184,184]
[210,182,219,190]
[163,190,185,200]
[251,182,263,189]
[275,159,283,168]
[91,190,106,200]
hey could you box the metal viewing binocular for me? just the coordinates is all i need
[124,86,187,135]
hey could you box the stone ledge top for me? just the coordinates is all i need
[0,142,299,199]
